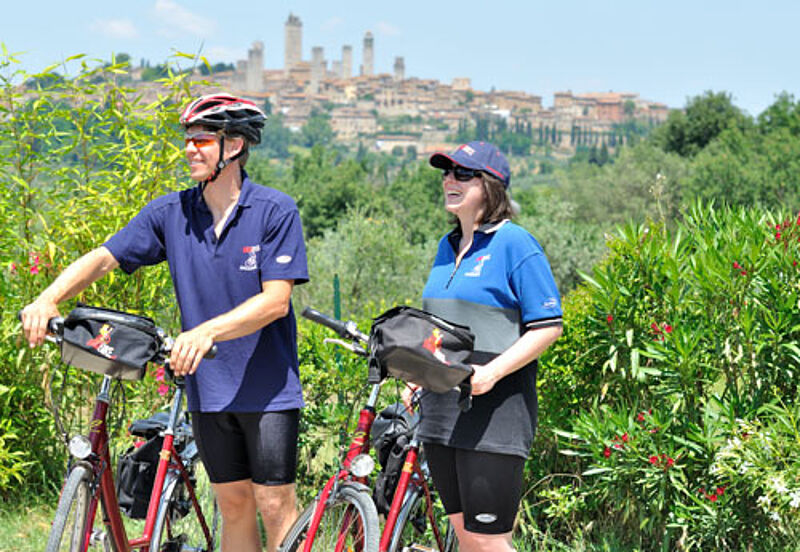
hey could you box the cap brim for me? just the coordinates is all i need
[429,153,455,169]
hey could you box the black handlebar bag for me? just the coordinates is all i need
[60,305,161,381]
[368,306,475,402]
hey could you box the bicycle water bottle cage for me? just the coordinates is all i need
[61,304,161,380]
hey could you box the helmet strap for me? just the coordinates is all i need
[202,134,244,188]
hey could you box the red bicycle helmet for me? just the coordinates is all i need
[180,94,266,145]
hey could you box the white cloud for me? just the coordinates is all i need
[375,21,401,37]
[321,16,345,32]
[204,45,245,63]
[90,19,138,40]
[153,0,215,37]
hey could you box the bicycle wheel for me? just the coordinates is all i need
[280,483,379,552]
[388,488,457,552]
[150,460,220,552]
[45,464,94,552]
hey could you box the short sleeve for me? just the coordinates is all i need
[103,202,167,274]
[510,252,563,329]
[259,208,309,284]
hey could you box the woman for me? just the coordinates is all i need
[411,141,562,551]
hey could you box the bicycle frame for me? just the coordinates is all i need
[300,380,447,552]
[70,374,213,552]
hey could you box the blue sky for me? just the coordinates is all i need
[3,0,798,116]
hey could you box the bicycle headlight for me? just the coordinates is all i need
[68,435,93,460]
[349,453,375,478]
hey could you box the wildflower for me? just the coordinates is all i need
[770,511,781,522]
[30,265,40,275]
[637,412,645,422]
[9,262,16,274]
[663,324,672,333]
[606,314,613,324]
[776,232,782,240]
[733,261,741,269]
[771,477,788,495]
[709,494,718,502]
[649,455,659,465]
[158,384,170,397]
[651,322,661,333]
[621,433,629,443]
[741,270,747,276]
[154,365,166,382]
[613,443,623,450]
[716,486,725,496]
[666,457,675,468]
[757,495,771,508]
[603,447,611,458]
[789,490,800,509]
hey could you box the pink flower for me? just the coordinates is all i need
[8,262,16,274]
[157,384,170,397]
[154,365,166,382]
[30,265,40,275]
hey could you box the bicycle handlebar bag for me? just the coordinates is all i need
[60,305,161,381]
[368,306,475,394]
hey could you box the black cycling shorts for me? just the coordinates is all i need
[423,442,525,534]
[192,410,300,486]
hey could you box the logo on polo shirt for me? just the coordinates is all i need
[240,245,260,271]
[543,297,558,309]
[465,254,491,277]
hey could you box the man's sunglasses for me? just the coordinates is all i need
[184,132,219,148]
[442,166,483,182]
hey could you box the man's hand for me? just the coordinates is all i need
[21,300,61,348]
[170,327,215,376]
[469,364,499,396]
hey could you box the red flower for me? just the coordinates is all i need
[606,314,614,324]
[30,265,40,275]
[740,270,747,276]
[666,457,674,468]
[649,455,659,465]
[733,261,741,269]
[716,486,725,496]
[651,322,661,333]
[776,232,782,240]
[637,412,645,422]
[603,447,611,458]
[621,433,629,443]
[776,224,782,230]
[613,443,623,450]
[663,324,672,333]
[709,494,718,502]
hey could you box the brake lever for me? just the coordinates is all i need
[323,338,367,356]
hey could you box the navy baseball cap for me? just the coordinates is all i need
[430,141,511,188]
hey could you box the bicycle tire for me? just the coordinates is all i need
[388,488,457,552]
[45,464,94,552]
[279,483,379,552]
[150,461,220,552]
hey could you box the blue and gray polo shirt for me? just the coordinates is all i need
[418,220,562,457]
[104,173,308,413]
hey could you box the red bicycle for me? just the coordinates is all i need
[36,308,219,552]
[278,307,456,552]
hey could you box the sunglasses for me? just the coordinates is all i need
[184,132,219,148]
[442,166,483,182]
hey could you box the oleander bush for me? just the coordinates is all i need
[530,202,800,550]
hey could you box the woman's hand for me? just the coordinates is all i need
[470,364,500,396]
[401,383,421,412]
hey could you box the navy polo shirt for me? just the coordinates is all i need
[418,220,562,457]
[104,173,309,413]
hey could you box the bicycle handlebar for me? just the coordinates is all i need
[301,306,369,343]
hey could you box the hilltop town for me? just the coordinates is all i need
[132,13,672,157]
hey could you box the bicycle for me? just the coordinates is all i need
[278,307,456,552]
[33,307,220,552]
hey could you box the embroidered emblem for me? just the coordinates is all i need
[86,324,117,359]
[543,297,558,309]
[276,255,292,264]
[240,245,260,271]
[460,144,476,155]
[475,513,498,524]
[465,254,491,277]
[422,328,449,364]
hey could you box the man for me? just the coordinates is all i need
[21,94,308,552]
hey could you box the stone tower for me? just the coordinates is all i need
[361,32,374,76]
[284,13,303,73]
[393,56,405,82]
[310,46,325,93]
[341,45,353,79]
[246,41,264,92]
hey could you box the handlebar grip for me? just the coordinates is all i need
[301,307,352,338]
[205,344,218,360]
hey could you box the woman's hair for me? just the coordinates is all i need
[449,171,515,228]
